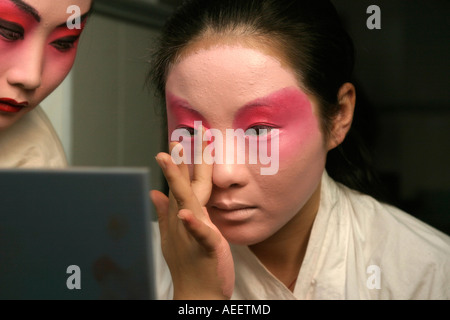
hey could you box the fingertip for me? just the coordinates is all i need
[149,190,160,205]
[177,209,217,250]
[150,190,169,216]
[156,154,168,170]
[150,189,161,202]
[177,208,192,222]
[177,209,201,232]
[168,141,181,155]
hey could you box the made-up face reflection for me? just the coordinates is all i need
[0,0,91,131]
[165,44,329,245]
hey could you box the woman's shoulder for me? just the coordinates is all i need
[328,175,450,299]
[0,106,67,168]
[335,177,450,252]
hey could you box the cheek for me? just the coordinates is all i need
[0,48,7,77]
[0,41,19,75]
[38,49,77,98]
[278,110,324,163]
[253,114,325,211]
[46,48,77,82]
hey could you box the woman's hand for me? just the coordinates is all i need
[150,137,234,300]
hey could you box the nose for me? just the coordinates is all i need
[7,42,44,90]
[212,163,250,189]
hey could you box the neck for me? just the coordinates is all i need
[248,181,321,291]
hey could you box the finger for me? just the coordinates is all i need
[169,141,190,182]
[150,190,169,231]
[191,125,213,206]
[156,152,203,215]
[178,208,221,252]
[164,143,191,221]
[168,190,180,220]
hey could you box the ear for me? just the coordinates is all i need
[327,82,356,151]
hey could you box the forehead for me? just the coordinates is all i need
[10,0,91,21]
[24,0,91,10]
[166,44,300,117]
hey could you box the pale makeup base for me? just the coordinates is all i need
[0,0,91,131]
[166,43,327,246]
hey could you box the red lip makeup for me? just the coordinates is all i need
[0,98,28,113]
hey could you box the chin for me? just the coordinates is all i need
[0,104,35,127]
[220,226,272,246]
[0,115,21,132]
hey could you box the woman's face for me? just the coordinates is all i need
[165,44,329,245]
[0,0,92,131]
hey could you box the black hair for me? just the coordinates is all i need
[148,0,385,200]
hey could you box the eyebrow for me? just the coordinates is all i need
[240,87,304,111]
[168,99,204,117]
[10,0,41,22]
[166,93,277,119]
[235,96,278,115]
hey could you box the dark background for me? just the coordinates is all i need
[332,0,450,235]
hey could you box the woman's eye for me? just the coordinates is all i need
[0,26,23,41]
[51,37,78,52]
[245,125,275,136]
[178,127,197,137]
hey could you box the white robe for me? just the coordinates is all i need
[151,171,450,300]
[0,106,67,168]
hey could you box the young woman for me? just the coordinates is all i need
[0,0,92,167]
[149,0,450,299]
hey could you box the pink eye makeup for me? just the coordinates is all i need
[234,87,321,161]
[166,94,209,164]
[0,0,89,52]
[166,94,210,137]
[0,1,39,32]
[167,86,317,144]
[165,86,321,170]
[0,18,24,41]
[234,106,281,139]
[234,87,312,131]
[49,12,89,52]
[52,15,88,37]
[48,25,86,52]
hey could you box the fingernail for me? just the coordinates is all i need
[155,156,166,170]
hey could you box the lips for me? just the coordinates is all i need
[209,202,258,223]
[0,98,29,113]
[211,202,256,211]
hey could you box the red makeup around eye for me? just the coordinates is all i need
[233,87,313,129]
[166,86,323,165]
[49,20,87,41]
[0,1,38,29]
[233,87,322,161]
[166,94,210,134]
